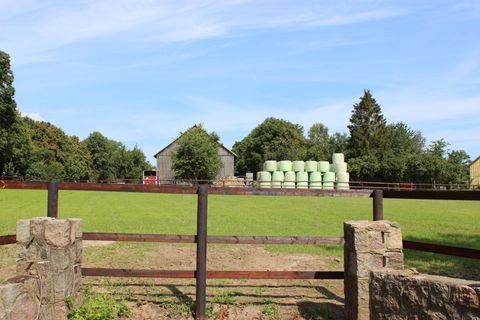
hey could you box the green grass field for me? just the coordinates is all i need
[0,189,479,280]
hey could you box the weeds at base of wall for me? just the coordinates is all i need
[67,288,129,320]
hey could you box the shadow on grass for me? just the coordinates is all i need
[404,232,480,281]
[298,301,344,320]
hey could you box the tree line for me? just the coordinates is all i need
[232,91,471,185]
[0,51,151,182]
[1,49,471,185]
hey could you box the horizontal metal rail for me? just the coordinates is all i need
[403,240,480,260]
[1,180,372,197]
[81,268,344,279]
[0,235,15,245]
[383,190,480,201]
[83,232,344,245]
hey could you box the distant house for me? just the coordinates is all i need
[154,128,236,184]
[470,156,480,188]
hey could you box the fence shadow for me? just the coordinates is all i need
[404,232,480,281]
[297,301,344,320]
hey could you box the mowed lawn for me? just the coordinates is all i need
[0,189,479,279]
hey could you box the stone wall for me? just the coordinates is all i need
[344,220,404,320]
[370,269,480,320]
[0,218,82,320]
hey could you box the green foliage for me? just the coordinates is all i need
[212,291,240,305]
[23,118,91,181]
[171,125,221,181]
[261,300,279,319]
[233,117,307,175]
[347,90,387,158]
[0,50,31,176]
[83,132,150,182]
[306,123,332,160]
[68,289,129,320]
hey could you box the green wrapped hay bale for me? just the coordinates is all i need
[332,153,345,164]
[309,171,322,189]
[297,181,308,189]
[317,161,330,173]
[264,160,277,172]
[271,171,284,188]
[331,162,348,173]
[305,161,317,172]
[292,160,305,172]
[323,171,335,182]
[283,182,295,188]
[309,171,322,182]
[296,171,308,182]
[284,171,296,182]
[322,171,335,190]
[296,171,309,189]
[257,171,271,188]
[279,160,292,172]
[336,172,350,190]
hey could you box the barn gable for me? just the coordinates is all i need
[470,156,480,188]
[154,127,236,183]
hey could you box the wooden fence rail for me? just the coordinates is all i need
[2,179,480,319]
[81,268,344,280]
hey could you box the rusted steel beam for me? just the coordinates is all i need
[59,182,198,194]
[2,179,372,197]
[0,235,16,245]
[208,187,372,198]
[372,190,384,221]
[82,268,195,278]
[207,235,344,245]
[82,232,344,245]
[83,232,195,243]
[196,185,208,320]
[81,268,344,279]
[205,271,345,279]
[383,190,480,201]
[47,181,59,218]
[0,180,48,190]
[403,240,480,259]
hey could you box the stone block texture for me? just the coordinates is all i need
[0,218,82,320]
[344,220,404,320]
[370,269,480,320]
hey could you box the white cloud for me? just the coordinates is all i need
[0,0,408,65]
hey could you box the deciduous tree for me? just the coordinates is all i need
[232,117,307,175]
[171,125,221,181]
[0,51,31,176]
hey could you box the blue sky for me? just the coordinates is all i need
[1,0,479,163]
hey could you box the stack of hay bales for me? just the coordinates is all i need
[330,153,349,190]
[256,153,349,190]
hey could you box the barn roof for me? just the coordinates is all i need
[153,126,237,158]
[471,156,480,167]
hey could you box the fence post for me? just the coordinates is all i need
[373,190,383,221]
[47,181,59,218]
[196,185,208,320]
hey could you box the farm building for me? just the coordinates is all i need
[154,127,236,184]
[470,156,480,188]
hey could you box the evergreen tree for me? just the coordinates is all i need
[0,51,31,176]
[347,90,387,158]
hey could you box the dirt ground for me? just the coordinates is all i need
[0,242,346,319]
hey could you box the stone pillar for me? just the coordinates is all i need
[15,217,82,319]
[344,220,403,320]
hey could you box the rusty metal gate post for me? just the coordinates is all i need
[372,190,383,221]
[47,181,59,218]
[196,185,208,319]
